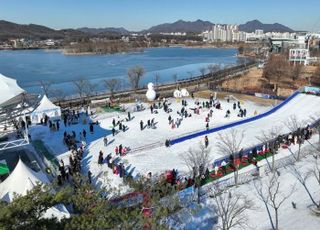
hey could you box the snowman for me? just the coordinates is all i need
[173,89,182,98]
[146,82,156,101]
[181,88,189,97]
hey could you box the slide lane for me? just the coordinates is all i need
[170,91,301,145]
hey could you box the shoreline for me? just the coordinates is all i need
[0,44,239,56]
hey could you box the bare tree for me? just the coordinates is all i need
[211,185,253,230]
[87,82,98,96]
[254,174,295,230]
[103,78,119,98]
[181,142,211,204]
[127,65,145,91]
[311,63,320,86]
[154,73,160,88]
[291,65,302,81]
[309,151,320,185]
[262,54,290,93]
[237,45,245,55]
[309,113,320,144]
[50,89,66,102]
[172,73,178,88]
[73,79,91,98]
[207,64,220,78]
[217,129,245,186]
[256,126,282,173]
[39,80,52,97]
[289,164,320,209]
[284,115,306,160]
[199,67,206,78]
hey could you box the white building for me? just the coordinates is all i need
[202,24,298,43]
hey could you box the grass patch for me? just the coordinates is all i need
[102,105,121,113]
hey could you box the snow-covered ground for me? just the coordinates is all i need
[123,93,320,176]
[29,95,269,189]
[29,93,320,194]
[168,135,320,230]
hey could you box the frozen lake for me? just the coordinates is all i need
[0,47,242,96]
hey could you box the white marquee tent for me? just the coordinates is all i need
[0,159,70,220]
[0,73,25,107]
[31,95,61,124]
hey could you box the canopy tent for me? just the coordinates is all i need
[0,73,25,107]
[0,158,50,202]
[31,95,61,124]
[0,159,70,219]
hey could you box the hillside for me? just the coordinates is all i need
[143,19,214,33]
[77,27,130,35]
[0,19,295,41]
[0,20,89,40]
[239,19,294,33]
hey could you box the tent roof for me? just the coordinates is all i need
[42,204,71,220]
[33,95,60,113]
[0,159,70,219]
[0,159,49,202]
[0,74,25,106]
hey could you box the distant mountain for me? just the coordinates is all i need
[0,19,295,41]
[77,27,130,35]
[239,20,294,33]
[143,19,214,34]
[0,20,89,40]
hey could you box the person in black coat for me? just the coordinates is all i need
[119,144,123,155]
[89,123,94,133]
[204,135,209,148]
[88,170,92,184]
[140,120,144,130]
[98,151,104,165]
[106,154,112,168]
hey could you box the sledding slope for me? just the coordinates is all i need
[124,92,320,176]
[170,91,310,145]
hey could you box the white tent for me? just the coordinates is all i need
[31,95,61,124]
[0,158,50,202]
[0,159,70,220]
[0,73,25,107]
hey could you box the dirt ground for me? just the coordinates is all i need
[220,67,265,91]
[218,65,317,97]
[194,90,279,106]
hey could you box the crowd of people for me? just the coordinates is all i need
[208,124,315,181]
[52,92,317,198]
[57,146,85,185]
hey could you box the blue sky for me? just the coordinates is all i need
[0,0,319,31]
